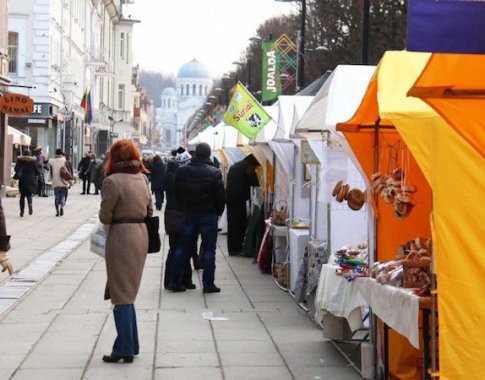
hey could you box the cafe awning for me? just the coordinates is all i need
[8,126,31,146]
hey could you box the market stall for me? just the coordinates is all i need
[336,51,434,380]
[290,66,374,338]
[404,53,485,380]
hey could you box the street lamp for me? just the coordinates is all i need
[108,116,123,148]
[233,60,252,91]
[275,0,306,91]
[222,74,237,105]
[362,0,370,64]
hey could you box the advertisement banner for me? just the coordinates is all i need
[261,41,281,102]
[407,0,485,54]
[223,82,272,139]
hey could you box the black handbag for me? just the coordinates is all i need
[145,216,161,253]
[13,167,23,180]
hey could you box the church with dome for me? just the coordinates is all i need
[158,58,213,151]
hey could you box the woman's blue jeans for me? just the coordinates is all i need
[112,304,139,357]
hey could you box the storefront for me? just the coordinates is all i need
[8,102,59,157]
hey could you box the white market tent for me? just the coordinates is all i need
[293,65,375,254]
[275,95,313,141]
[188,125,216,148]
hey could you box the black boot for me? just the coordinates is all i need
[60,207,64,216]
[28,204,33,215]
[20,209,24,217]
[55,205,59,217]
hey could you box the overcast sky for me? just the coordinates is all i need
[125,0,296,78]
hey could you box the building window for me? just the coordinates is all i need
[8,32,19,73]
[180,85,183,95]
[205,85,208,95]
[168,99,171,108]
[186,84,189,95]
[120,32,125,59]
[118,84,125,109]
[126,33,130,62]
[199,85,202,96]
[192,84,196,96]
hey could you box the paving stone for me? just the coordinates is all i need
[0,190,362,379]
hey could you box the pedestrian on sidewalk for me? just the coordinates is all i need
[87,153,101,195]
[147,154,165,211]
[32,146,48,197]
[62,153,75,204]
[163,148,196,291]
[48,149,69,217]
[14,149,40,217]
[97,150,109,190]
[226,154,260,256]
[0,198,13,275]
[170,142,225,293]
[78,152,91,194]
[99,139,153,364]
[14,149,39,217]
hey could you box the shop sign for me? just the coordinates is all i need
[0,92,34,115]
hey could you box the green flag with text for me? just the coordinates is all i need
[223,82,272,139]
[261,40,281,102]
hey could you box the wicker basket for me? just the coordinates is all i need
[273,262,289,287]
[402,259,431,288]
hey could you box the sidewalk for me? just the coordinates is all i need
[0,184,360,380]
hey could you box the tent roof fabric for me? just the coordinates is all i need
[274,95,313,141]
[409,53,485,159]
[297,71,332,96]
[8,126,31,146]
[296,65,376,139]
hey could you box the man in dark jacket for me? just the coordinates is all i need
[77,152,91,194]
[225,154,260,255]
[170,142,225,293]
[147,154,165,210]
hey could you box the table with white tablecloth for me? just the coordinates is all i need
[314,264,368,332]
[288,228,309,293]
[354,277,422,349]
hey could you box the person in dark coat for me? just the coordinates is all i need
[32,146,48,197]
[225,154,260,255]
[170,143,226,293]
[148,155,165,210]
[163,148,196,291]
[77,152,91,194]
[86,153,101,195]
[14,149,40,217]
[96,150,109,190]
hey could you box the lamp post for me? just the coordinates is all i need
[275,0,306,91]
[108,116,123,148]
[222,73,237,106]
[232,60,252,91]
[213,87,224,105]
[362,0,370,64]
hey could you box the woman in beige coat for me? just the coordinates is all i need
[99,140,153,364]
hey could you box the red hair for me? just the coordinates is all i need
[104,139,148,174]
